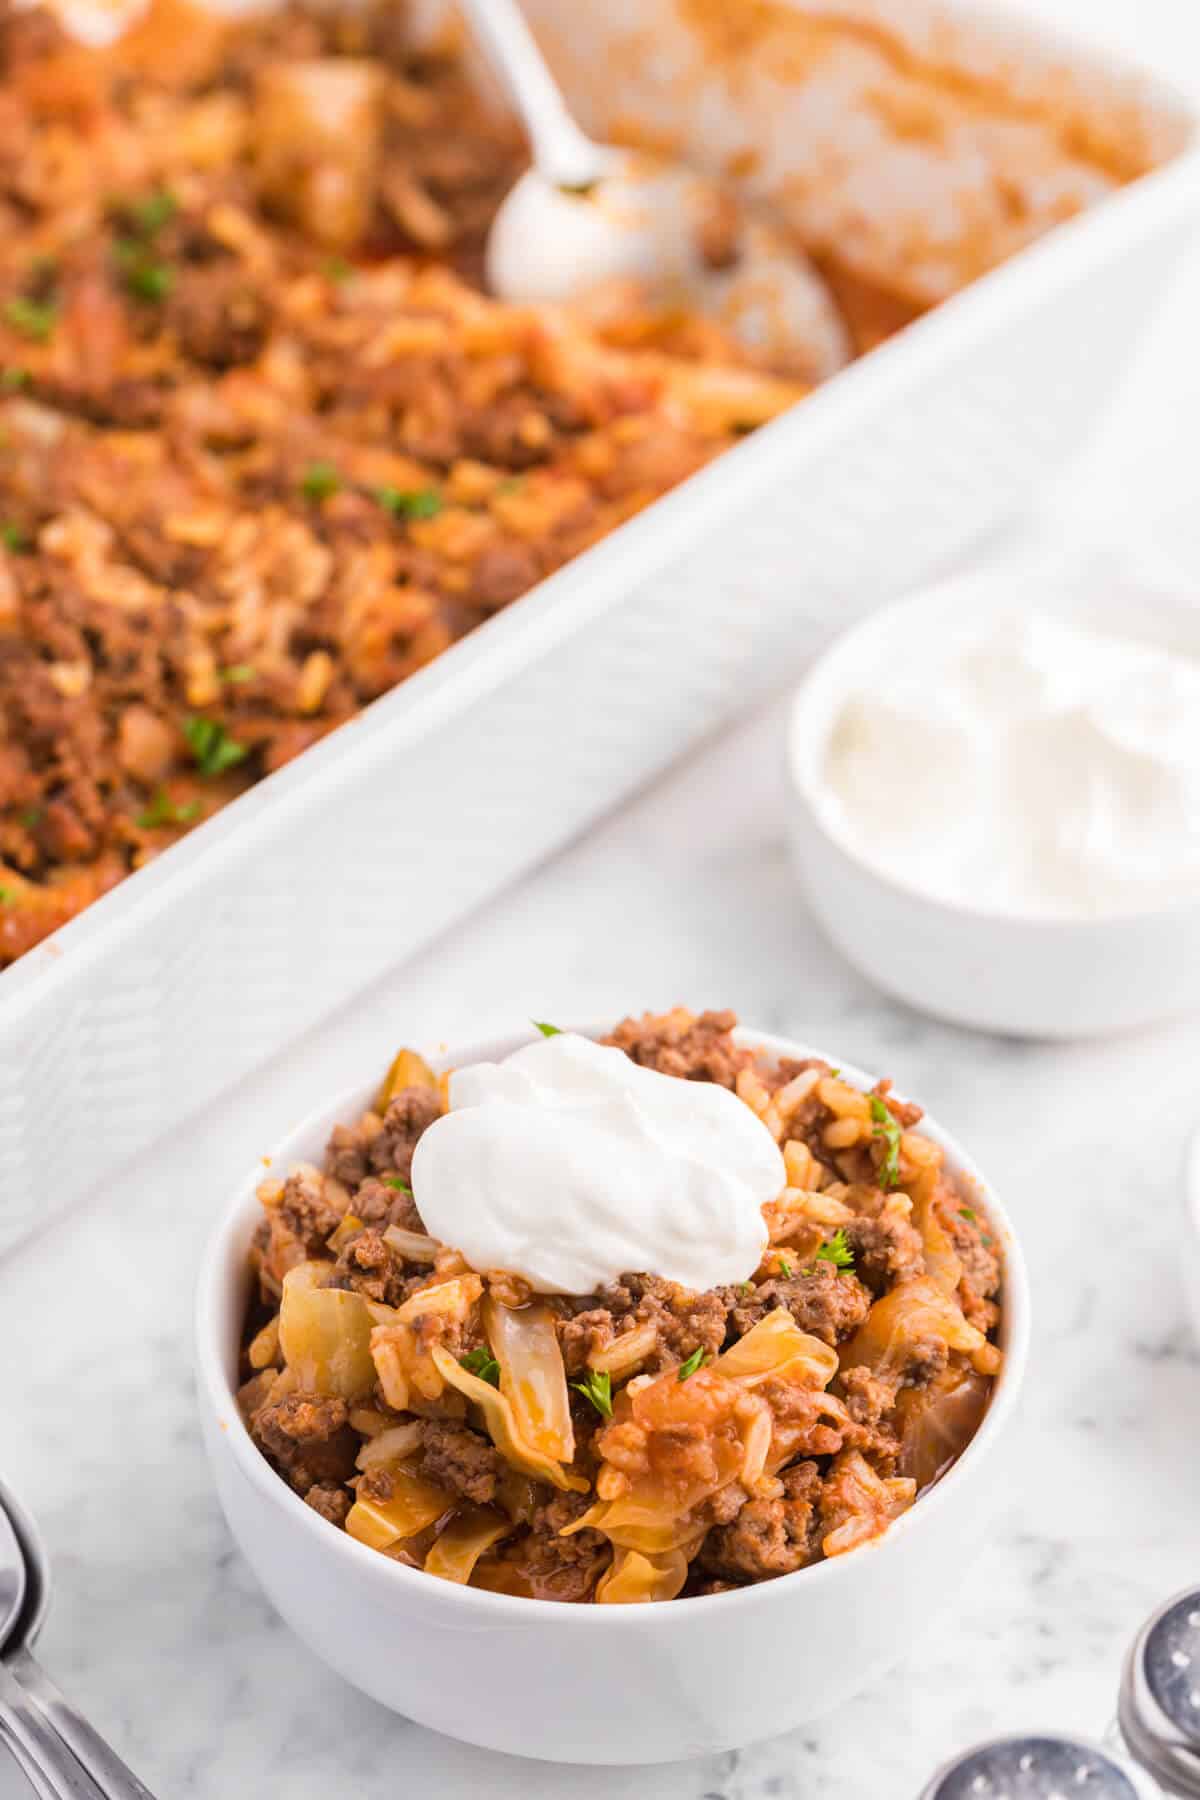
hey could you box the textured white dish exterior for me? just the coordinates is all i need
[194,1022,1030,1766]
[784,543,1200,1039]
[1,2,1198,1248]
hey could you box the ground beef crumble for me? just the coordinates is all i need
[554,1271,732,1376]
[729,1261,872,1346]
[418,1420,500,1506]
[700,1463,822,1581]
[324,1085,441,1217]
[602,1008,753,1089]
[250,1391,357,1495]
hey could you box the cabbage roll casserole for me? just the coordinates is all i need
[0,0,825,966]
[239,1010,1004,1603]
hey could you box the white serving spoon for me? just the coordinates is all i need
[462,0,850,381]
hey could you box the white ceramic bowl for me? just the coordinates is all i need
[195,1022,1030,1765]
[785,542,1200,1040]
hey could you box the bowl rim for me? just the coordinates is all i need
[784,540,1200,934]
[194,1018,1031,1625]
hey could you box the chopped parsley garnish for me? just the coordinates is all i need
[868,1094,902,1190]
[814,1227,855,1272]
[532,1020,562,1038]
[114,240,174,303]
[112,190,177,301]
[959,1206,977,1224]
[383,1176,412,1194]
[0,885,12,903]
[128,189,177,236]
[136,789,202,830]
[18,806,42,829]
[981,1234,994,1248]
[1,522,28,552]
[183,715,249,778]
[3,297,57,342]
[677,1348,708,1382]
[736,1281,754,1296]
[1,367,29,390]
[571,1367,613,1418]
[460,1348,501,1387]
[374,485,442,521]
[221,664,257,685]
[775,1256,793,1278]
[323,256,352,284]
[300,461,341,502]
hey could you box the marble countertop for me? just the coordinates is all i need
[5,2,1200,1792]
[2,684,1200,1798]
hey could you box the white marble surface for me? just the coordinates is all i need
[5,0,1200,1792]
[3,683,1200,1798]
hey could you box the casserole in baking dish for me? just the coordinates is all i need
[1,0,1196,1240]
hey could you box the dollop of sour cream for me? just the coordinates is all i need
[818,610,1200,918]
[411,1032,780,1294]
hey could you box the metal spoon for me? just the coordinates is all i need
[462,0,850,382]
[0,1483,156,1800]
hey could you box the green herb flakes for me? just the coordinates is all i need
[136,789,202,830]
[183,715,249,778]
[374,485,442,521]
[868,1094,902,1190]
[571,1367,613,1418]
[532,1020,562,1038]
[300,461,341,503]
[129,189,177,236]
[383,1176,412,1195]
[460,1348,501,1387]
[677,1348,708,1382]
[814,1227,855,1272]
[114,240,174,303]
[3,297,57,342]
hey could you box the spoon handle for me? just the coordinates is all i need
[457,0,610,188]
[2,1729,64,1800]
[0,1662,107,1800]
[8,1650,157,1800]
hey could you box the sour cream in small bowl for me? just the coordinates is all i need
[786,540,1200,1039]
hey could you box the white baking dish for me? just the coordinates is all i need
[1,0,1198,1247]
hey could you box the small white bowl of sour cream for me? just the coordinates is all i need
[785,540,1200,1039]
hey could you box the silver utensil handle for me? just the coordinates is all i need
[2,1727,65,1800]
[9,1651,156,1800]
[0,1662,107,1800]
